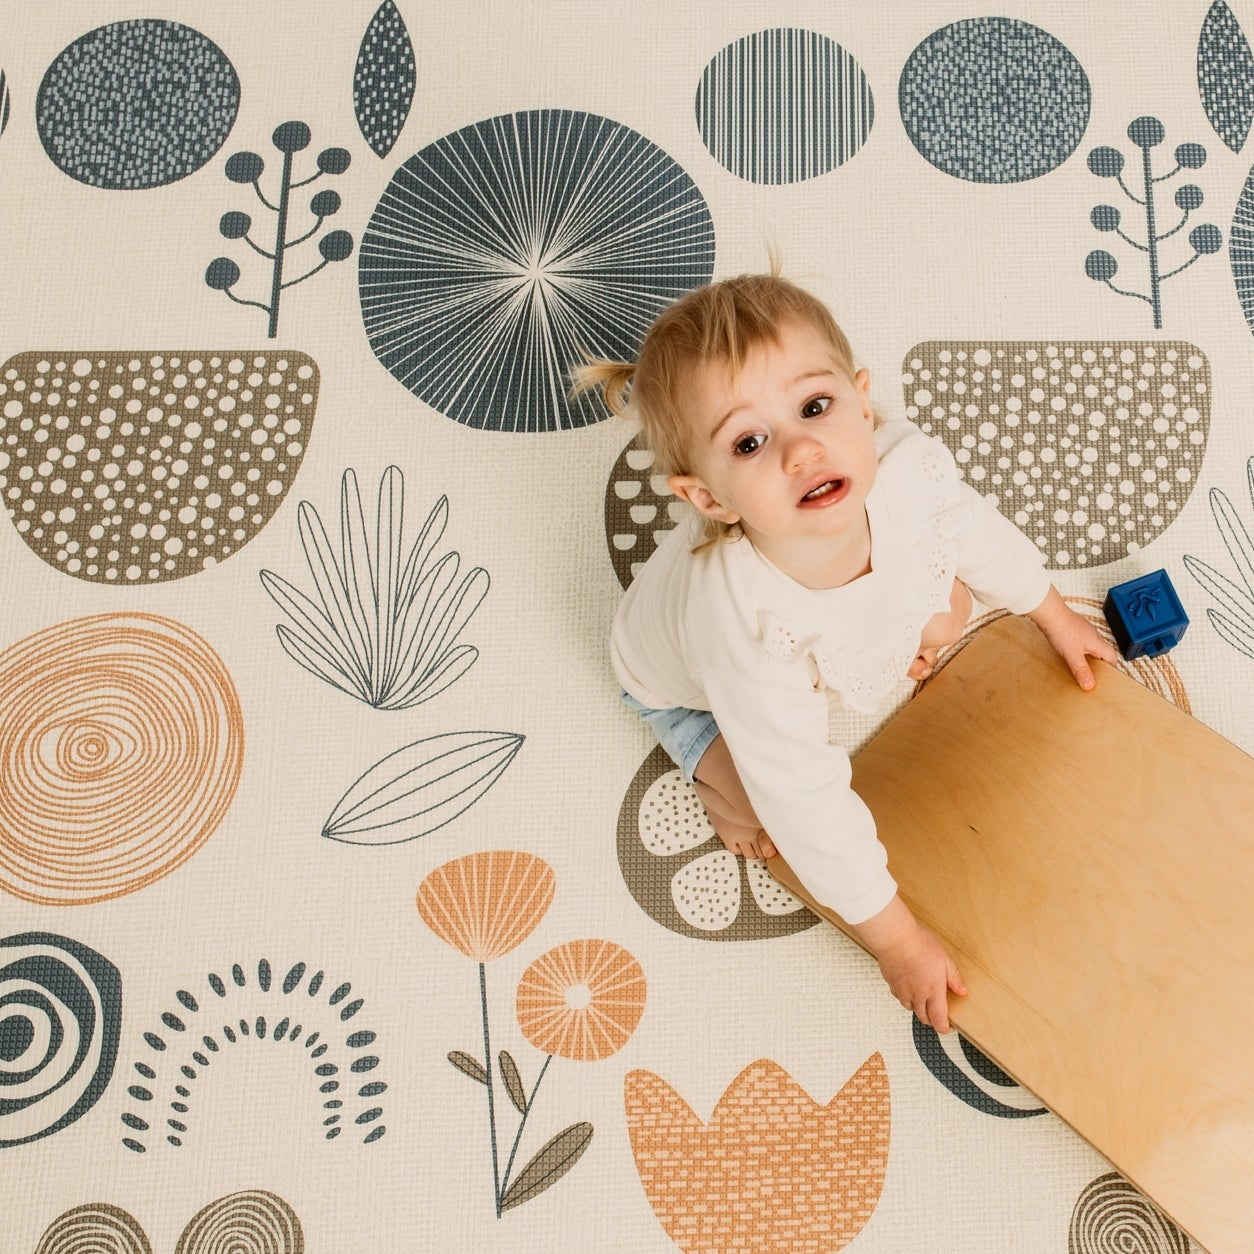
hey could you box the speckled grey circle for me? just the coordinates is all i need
[899,18,1089,182]
[37,20,239,189]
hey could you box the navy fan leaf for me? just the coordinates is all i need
[354,1,416,158]
[1198,1,1254,153]
[0,70,10,140]
[697,29,874,183]
[1230,164,1254,334]
[358,110,715,432]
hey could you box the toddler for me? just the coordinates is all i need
[573,273,1118,1035]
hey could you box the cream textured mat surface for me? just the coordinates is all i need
[1,2,1252,1250]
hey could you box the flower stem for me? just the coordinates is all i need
[268,146,294,338]
[1141,142,1162,329]
[499,1053,553,1200]
[479,962,502,1215]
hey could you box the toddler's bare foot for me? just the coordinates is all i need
[704,809,776,860]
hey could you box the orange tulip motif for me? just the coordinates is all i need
[625,1055,890,1252]
[416,851,646,1219]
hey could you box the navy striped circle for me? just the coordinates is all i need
[696,29,874,183]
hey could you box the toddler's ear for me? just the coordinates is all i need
[667,474,740,525]
[853,367,874,420]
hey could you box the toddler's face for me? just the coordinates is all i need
[668,318,878,584]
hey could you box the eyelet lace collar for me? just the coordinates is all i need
[755,442,972,713]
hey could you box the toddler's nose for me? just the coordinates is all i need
[783,430,824,470]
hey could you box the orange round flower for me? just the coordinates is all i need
[516,939,646,1061]
[416,850,555,962]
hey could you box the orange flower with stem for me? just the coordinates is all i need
[491,939,646,1205]
[417,850,555,1214]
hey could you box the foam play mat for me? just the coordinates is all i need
[3,3,1254,1251]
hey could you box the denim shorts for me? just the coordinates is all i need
[619,690,720,783]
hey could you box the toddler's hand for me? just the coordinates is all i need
[853,896,966,1033]
[875,924,967,1034]
[1027,587,1121,690]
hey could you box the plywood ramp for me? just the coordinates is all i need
[768,615,1254,1254]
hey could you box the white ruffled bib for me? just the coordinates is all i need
[755,441,973,714]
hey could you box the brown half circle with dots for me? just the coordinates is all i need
[616,744,818,941]
[0,351,319,584]
[605,433,685,590]
[920,601,1191,712]
[902,342,1210,570]
[0,614,244,905]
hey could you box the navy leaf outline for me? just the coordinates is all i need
[1183,457,1254,661]
[323,731,525,845]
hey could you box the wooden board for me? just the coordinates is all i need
[767,614,1254,1254]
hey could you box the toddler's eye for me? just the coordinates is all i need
[801,396,831,418]
[733,434,765,457]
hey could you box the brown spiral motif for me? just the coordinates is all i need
[1068,1172,1191,1253]
[0,614,243,905]
[175,1191,303,1254]
[35,1203,152,1254]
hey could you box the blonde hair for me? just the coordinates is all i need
[570,264,880,550]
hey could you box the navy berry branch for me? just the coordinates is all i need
[207,121,354,338]
[1085,116,1222,329]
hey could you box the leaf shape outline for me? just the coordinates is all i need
[1199,1,1254,153]
[323,731,524,844]
[499,1051,527,1114]
[1184,460,1254,660]
[353,0,416,158]
[262,471,489,709]
[448,1050,487,1084]
[500,1122,593,1211]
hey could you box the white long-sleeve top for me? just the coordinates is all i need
[610,419,1051,925]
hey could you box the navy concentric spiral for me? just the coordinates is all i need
[358,109,715,432]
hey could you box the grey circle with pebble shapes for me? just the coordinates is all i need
[902,342,1210,568]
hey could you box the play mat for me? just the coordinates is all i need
[1,2,1252,1250]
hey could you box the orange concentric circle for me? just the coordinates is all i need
[0,614,244,905]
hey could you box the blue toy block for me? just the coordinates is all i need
[1102,569,1189,660]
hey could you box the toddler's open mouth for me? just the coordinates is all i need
[798,477,849,508]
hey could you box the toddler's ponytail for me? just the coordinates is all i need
[567,356,637,417]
